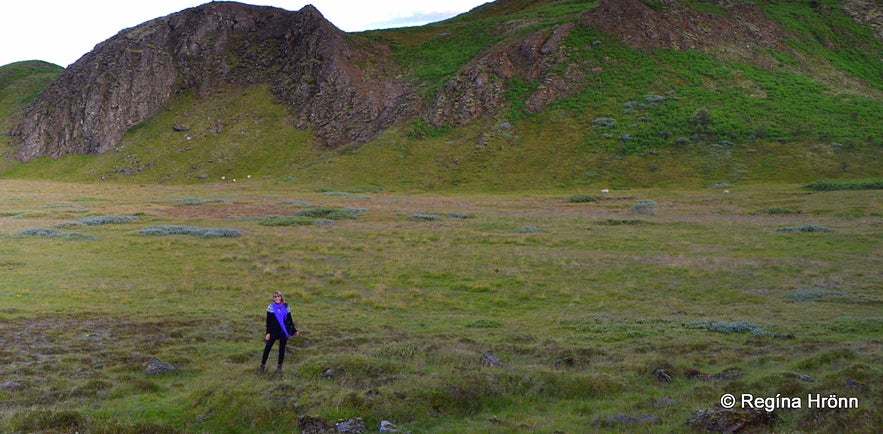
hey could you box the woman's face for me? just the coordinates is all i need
[274,294,283,303]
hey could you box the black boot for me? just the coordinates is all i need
[257,364,266,374]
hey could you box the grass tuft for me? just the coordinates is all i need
[783,288,843,301]
[690,320,770,335]
[804,178,883,191]
[295,207,362,220]
[139,225,241,237]
[259,215,314,226]
[74,215,139,225]
[776,224,833,233]
[568,194,599,203]
[17,227,96,240]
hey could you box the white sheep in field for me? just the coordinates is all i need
[723,189,730,194]
[601,189,610,194]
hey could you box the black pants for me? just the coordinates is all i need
[261,336,288,366]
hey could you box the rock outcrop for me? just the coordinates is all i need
[10,0,880,163]
[12,1,415,161]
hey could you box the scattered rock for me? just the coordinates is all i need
[335,418,365,433]
[654,368,672,382]
[711,369,745,380]
[379,420,399,432]
[172,124,191,132]
[145,358,176,375]
[685,368,710,381]
[481,352,504,367]
[846,378,866,391]
[298,415,365,434]
[783,372,814,382]
[1,381,23,390]
[687,405,776,433]
[298,415,331,434]
[320,367,335,379]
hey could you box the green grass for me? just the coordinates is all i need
[0,61,62,121]
[804,178,883,191]
[0,180,879,432]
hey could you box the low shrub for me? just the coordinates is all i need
[139,225,241,238]
[75,215,139,225]
[322,191,371,199]
[596,219,645,225]
[776,224,832,233]
[177,197,227,205]
[757,207,797,215]
[592,117,617,128]
[259,216,314,226]
[10,409,84,433]
[690,320,770,335]
[804,178,883,191]
[783,289,843,301]
[568,194,599,203]
[18,228,96,240]
[465,319,502,328]
[408,214,439,221]
[631,199,657,215]
[515,225,545,233]
[295,207,362,220]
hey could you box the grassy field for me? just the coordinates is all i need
[0,179,879,433]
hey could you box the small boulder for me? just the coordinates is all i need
[297,415,365,434]
[1,381,23,390]
[334,418,365,433]
[145,358,176,375]
[481,352,503,367]
[379,420,399,432]
[687,405,775,433]
[653,369,672,382]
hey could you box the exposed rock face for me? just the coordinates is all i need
[12,1,415,161]
[841,0,883,41]
[422,0,790,129]
[426,21,583,127]
[11,0,878,162]
[581,0,786,52]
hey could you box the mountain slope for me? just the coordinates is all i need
[9,2,415,162]
[0,61,62,125]
[1,0,882,188]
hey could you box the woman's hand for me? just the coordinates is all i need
[265,333,271,341]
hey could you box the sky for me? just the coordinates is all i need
[0,0,490,67]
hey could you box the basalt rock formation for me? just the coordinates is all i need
[8,0,883,165]
[12,1,416,162]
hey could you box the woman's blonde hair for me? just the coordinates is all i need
[273,291,285,303]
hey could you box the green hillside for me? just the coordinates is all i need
[1,0,882,190]
[0,60,62,125]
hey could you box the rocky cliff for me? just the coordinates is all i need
[12,1,415,161]
[9,0,883,166]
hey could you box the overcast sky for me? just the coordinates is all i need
[0,0,490,67]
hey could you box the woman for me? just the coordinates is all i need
[259,291,298,373]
